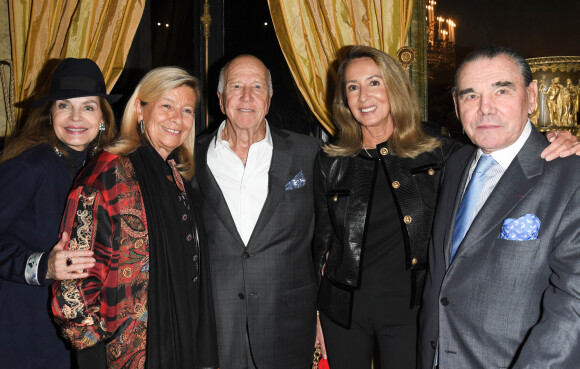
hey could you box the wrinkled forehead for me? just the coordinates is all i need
[225,56,269,83]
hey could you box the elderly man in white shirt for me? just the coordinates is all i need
[193,54,321,369]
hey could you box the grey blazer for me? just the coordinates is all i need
[192,126,320,369]
[419,129,580,369]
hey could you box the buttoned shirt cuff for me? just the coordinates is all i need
[25,252,44,286]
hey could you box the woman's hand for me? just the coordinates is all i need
[46,232,96,280]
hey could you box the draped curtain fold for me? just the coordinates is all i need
[8,0,145,125]
[268,0,414,135]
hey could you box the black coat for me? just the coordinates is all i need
[0,144,85,368]
[313,138,462,327]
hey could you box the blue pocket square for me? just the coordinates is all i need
[285,170,306,190]
[500,213,540,241]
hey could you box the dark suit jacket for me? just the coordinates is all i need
[419,128,580,368]
[192,126,320,369]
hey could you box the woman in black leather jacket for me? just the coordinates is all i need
[313,45,459,369]
[312,45,577,369]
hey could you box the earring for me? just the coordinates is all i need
[53,146,62,157]
[92,130,103,157]
[49,116,53,126]
[139,120,144,134]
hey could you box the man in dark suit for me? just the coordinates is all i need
[192,55,319,369]
[419,46,580,368]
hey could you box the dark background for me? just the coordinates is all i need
[111,0,580,140]
[437,0,580,59]
[113,0,320,139]
[429,0,580,136]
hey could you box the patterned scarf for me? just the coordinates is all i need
[129,144,200,368]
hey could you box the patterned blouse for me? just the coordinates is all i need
[52,152,149,368]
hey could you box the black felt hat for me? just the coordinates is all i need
[32,58,121,107]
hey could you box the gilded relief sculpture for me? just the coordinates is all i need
[560,78,573,126]
[539,77,580,127]
[527,56,580,134]
[542,76,563,126]
[530,75,546,126]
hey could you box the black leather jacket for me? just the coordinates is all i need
[314,138,462,327]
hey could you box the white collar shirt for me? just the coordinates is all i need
[207,120,273,246]
[462,120,532,226]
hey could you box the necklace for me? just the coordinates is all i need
[362,144,373,158]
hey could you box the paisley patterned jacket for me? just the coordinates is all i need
[52,152,149,368]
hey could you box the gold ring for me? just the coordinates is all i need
[66,257,73,266]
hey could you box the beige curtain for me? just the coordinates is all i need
[268,0,414,135]
[9,0,145,125]
[1,0,12,137]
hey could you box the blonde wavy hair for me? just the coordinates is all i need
[107,66,200,180]
[325,45,441,158]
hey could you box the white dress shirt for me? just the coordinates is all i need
[207,121,273,245]
[461,121,532,229]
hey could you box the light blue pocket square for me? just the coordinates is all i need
[500,213,540,241]
[285,170,306,190]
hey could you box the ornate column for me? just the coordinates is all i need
[201,1,212,129]
[407,0,428,121]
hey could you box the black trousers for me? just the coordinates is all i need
[320,292,418,369]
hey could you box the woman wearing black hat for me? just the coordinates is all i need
[52,67,218,369]
[0,58,119,368]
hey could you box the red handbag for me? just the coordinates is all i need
[318,357,330,369]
